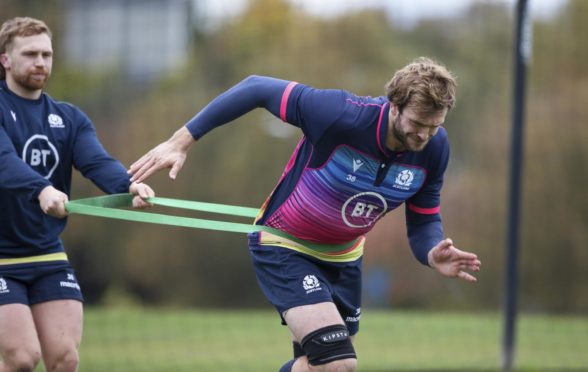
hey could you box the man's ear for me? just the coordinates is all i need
[390,103,399,119]
[0,53,9,70]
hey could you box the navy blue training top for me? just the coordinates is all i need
[0,80,131,258]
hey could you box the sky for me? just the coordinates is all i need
[290,0,567,21]
[196,0,568,28]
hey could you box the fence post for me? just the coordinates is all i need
[503,0,531,370]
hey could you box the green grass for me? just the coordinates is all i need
[74,308,588,371]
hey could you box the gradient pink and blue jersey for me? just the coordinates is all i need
[186,76,449,265]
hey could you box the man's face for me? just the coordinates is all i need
[1,33,53,96]
[388,105,447,152]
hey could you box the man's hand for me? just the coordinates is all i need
[38,185,69,218]
[129,182,155,209]
[128,127,194,183]
[428,238,481,283]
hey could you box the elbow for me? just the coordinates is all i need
[241,74,265,86]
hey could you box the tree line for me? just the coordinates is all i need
[3,0,586,313]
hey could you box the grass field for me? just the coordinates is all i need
[73,308,587,371]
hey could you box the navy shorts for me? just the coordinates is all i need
[0,260,84,306]
[249,239,362,335]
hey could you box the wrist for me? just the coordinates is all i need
[38,185,54,201]
[173,127,196,151]
[427,249,436,268]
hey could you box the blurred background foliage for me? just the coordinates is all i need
[2,0,586,314]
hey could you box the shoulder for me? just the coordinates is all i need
[428,127,449,149]
[42,93,91,123]
[297,86,387,112]
[298,84,385,103]
[405,128,449,169]
[343,93,388,107]
[43,93,82,113]
[422,127,450,170]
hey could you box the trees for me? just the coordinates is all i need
[4,0,583,312]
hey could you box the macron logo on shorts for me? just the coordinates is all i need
[346,307,361,323]
[59,273,80,291]
[0,277,9,294]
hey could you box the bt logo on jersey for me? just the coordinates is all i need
[341,192,387,228]
[350,202,379,218]
[21,134,60,179]
[30,149,52,166]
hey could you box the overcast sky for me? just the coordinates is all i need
[290,0,567,20]
[196,0,568,27]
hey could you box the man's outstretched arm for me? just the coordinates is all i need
[129,75,290,183]
[129,126,194,182]
[407,209,481,282]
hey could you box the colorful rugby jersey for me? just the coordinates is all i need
[186,75,448,265]
[0,80,131,259]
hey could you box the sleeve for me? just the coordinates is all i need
[72,111,131,194]
[0,124,51,201]
[405,132,450,266]
[185,75,289,139]
[184,75,349,144]
[282,84,353,144]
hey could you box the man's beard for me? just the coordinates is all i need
[13,69,49,92]
[392,115,428,152]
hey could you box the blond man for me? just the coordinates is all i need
[130,58,481,372]
[0,17,154,372]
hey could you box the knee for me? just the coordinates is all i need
[2,346,42,372]
[324,358,356,371]
[300,324,357,371]
[295,356,356,372]
[45,348,79,372]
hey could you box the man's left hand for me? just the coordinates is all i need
[428,238,481,282]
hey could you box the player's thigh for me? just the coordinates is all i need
[31,299,83,356]
[284,301,345,342]
[0,303,41,359]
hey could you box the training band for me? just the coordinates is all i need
[65,194,357,254]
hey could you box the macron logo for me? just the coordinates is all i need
[10,111,16,122]
[352,159,364,172]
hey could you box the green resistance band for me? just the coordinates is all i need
[65,194,357,254]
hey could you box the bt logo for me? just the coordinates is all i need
[341,192,387,228]
[350,202,379,218]
[22,135,59,179]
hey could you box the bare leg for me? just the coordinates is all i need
[284,302,357,372]
[0,303,42,372]
[32,300,83,372]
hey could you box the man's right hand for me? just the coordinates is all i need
[128,127,194,183]
[38,185,69,218]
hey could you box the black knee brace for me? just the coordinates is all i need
[293,341,305,358]
[300,324,356,366]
